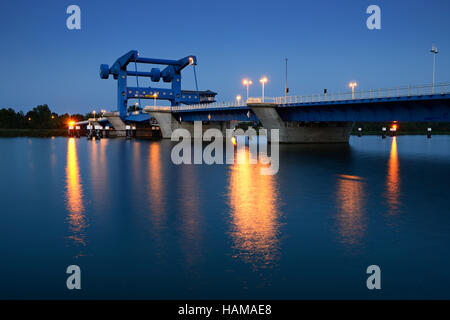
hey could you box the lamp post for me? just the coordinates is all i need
[242,79,253,101]
[349,82,358,99]
[93,110,96,120]
[285,58,288,103]
[153,93,158,108]
[260,77,268,102]
[236,95,242,105]
[430,45,438,94]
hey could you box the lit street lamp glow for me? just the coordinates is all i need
[236,95,242,105]
[153,93,158,107]
[260,77,268,102]
[242,79,253,101]
[349,82,358,99]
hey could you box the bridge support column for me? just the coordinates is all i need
[104,112,127,137]
[146,110,181,138]
[248,103,354,143]
[147,109,235,139]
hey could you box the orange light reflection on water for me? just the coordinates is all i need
[148,143,165,217]
[335,174,366,248]
[65,138,88,250]
[90,139,108,208]
[227,147,281,269]
[386,137,400,215]
[145,142,169,262]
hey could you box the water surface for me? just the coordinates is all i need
[1,135,449,299]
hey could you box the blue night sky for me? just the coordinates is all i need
[0,0,449,114]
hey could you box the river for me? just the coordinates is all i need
[0,135,449,299]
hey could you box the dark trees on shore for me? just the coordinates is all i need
[0,105,86,129]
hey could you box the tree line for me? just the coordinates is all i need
[0,105,91,129]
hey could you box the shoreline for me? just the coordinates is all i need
[1,128,450,138]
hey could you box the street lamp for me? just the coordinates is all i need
[153,93,158,107]
[349,82,358,99]
[260,77,268,102]
[93,110,96,120]
[242,79,253,101]
[285,58,288,103]
[236,95,242,105]
[430,44,438,94]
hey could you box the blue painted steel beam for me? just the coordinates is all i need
[126,87,210,104]
[277,96,450,122]
[100,50,216,120]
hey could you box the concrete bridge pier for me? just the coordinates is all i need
[147,109,234,138]
[103,112,127,137]
[248,103,354,143]
[146,109,182,138]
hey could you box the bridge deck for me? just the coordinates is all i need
[124,83,450,123]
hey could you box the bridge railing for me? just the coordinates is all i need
[143,102,247,112]
[275,82,450,105]
[141,83,450,112]
[143,106,172,112]
[171,101,247,111]
[247,97,284,104]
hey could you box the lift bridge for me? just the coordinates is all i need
[99,50,217,120]
[96,50,450,143]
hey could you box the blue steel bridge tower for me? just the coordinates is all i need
[100,50,217,120]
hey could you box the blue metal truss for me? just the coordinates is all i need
[100,50,217,120]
